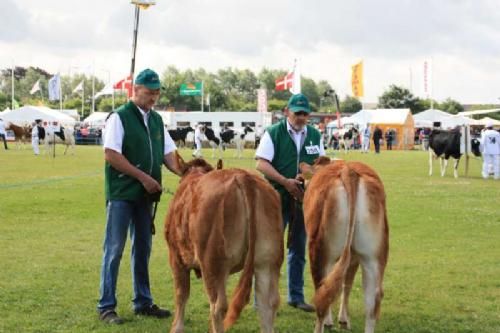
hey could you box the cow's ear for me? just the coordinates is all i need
[315,156,331,166]
[216,159,223,170]
[175,151,187,175]
[299,162,312,174]
[301,170,314,180]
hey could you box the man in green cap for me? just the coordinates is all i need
[255,93,325,312]
[97,68,181,324]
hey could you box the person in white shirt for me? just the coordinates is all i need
[98,69,181,324]
[255,93,325,313]
[480,121,500,179]
[31,119,41,155]
[0,118,8,150]
[361,123,371,153]
[192,124,205,157]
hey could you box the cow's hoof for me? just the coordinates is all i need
[339,320,351,330]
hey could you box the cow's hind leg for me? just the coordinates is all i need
[360,257,384,333]
[205,273,229,333]
[169,262,190,333]
[338,257,360,330]
[254,265,280,333]
[440,157,447,177]
[429,150,434,176]
[453,158,460,178]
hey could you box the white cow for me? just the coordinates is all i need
[44,126,76,155]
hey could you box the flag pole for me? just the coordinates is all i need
[430,58,434,110]
[201,81,204,112]
[81,83,85,119]
[11,61,15,109]
[59,73,62,111]
[92,64,96,113]
[130,5,140,98]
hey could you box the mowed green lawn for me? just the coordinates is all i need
[0,145,499,333]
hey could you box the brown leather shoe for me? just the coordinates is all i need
[288,301,315,312]
[134,304,171,318]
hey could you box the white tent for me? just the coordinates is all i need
[82,112,110,127]
[475,117,500,127]
[327,109,415,150]
[60,109,80,121]
[1,106,76,126]
[413,109,477,128]
[328,109,413,127]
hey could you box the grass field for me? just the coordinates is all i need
[0,145,499,333]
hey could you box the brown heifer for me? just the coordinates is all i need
[300,157,389,333]
[165,154,283,333]
[6,123,30,148]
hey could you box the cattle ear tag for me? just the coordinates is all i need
[217,159,223,170]
[302,170,314,180]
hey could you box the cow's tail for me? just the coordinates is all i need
[313,164,360,318]
[224,173,257,330]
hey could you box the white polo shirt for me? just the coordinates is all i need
[103,107,176,155]
[255,120,325,162]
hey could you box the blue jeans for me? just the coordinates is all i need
[97,199,154,312]
[283,203,307,304]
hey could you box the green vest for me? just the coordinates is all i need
[267,119,321,208]
[105,101,165,201]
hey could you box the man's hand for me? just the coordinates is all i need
[138,173,162,194]
[283,178,304,201]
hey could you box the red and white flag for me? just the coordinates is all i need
[113,75,133,98]
[275,71,294,91]
[275,59,301,94]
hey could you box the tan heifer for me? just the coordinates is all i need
[300,157,389,333]
[165,154,284,333]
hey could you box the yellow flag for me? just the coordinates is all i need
[351,61,364,97]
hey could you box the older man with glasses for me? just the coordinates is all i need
[255,93,325,312]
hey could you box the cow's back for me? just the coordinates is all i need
[166,168,283,271]
[191,169,282,271]
[429,129,461,159]
[303,161,388,333]
[304,161,387,275]
[165,168,283,332]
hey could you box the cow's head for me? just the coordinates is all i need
[244,125,254,134]
[175,151,223,178]
[471,138,481,157]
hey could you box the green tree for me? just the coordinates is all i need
[267,98,287,112]
[340,95,362,114]
[438,98,464,114]
[378,84,421,113]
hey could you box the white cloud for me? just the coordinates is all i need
[1,0,500,104]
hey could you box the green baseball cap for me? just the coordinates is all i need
[287,93,311,113]
[135,69,161,90]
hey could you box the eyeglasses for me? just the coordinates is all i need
[294,111,309,117]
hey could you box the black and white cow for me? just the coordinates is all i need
[429,129,481,178]
[203,126,223,158]
[219,125,254,158]
[168,126,194,148]
[338,127,359,153]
